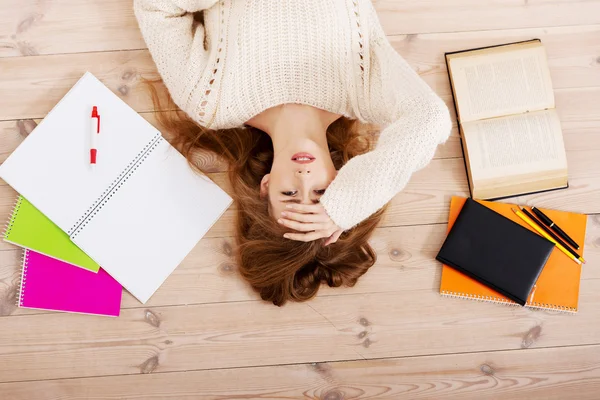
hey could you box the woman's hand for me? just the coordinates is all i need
[278,203,343,246]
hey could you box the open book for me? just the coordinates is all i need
[446,39,568,199]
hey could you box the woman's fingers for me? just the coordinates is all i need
[280,203,343,244]
[324,229,343,246]
[285,203,322,214]
[278,218,324,232]
[280,211,327,223]
[284,231,329,242]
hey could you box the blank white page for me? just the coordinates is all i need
[71,138,232,303]
[0,73,160,235]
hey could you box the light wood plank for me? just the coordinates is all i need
[2,345,600,399]
[0,115,231,172]
[1,85,599,181]
[391,24,600,95]
[2,135,600,246]
[0,0,146,57]
[0,1,598,397]
[1,211,597,316]
[0,278,599,383]
[2,0,600,57]
[0,50,167,121]
[0,155,464,246]
[380,144,600,225]
[1,25,599,121]
[2,84,600,169]
[376,0,600,36]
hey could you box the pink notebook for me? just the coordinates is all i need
[18,249,122,316]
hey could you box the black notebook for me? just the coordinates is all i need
[436,198,554,305]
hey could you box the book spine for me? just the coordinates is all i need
[440,291,576,313]
[443,55,473,199]
[16,249,30,307]
[2,195,23,240]
[67,132,163,238]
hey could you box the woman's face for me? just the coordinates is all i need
[262,142,336,218]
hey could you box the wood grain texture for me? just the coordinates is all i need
[0,50,166,121]
[1,24,599,120]
[2,344,600,399]
[1,129,599,244]
[1,212,598,316]
[0,1,599,396]
[390,24,600,96]
[2,0,600,57]
[0,0,146,57]
[0,280,599,383]
[376,0,600,35]
[2,84,600,167]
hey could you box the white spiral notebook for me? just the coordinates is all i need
[0,72,232,303]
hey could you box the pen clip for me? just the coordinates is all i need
[92,106,100,133]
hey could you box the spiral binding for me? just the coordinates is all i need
[526,303,577,314]
[71,135,164,238]
[2,195,24,239]
[16,249,30,307]
[67,132,162,236]
[440,291,577,314]
[440,290,519,307]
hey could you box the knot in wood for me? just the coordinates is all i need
[220,263,235,274]
[16,119,37,138]
[0,284,18,316]
[139,355,159,374]
[480,364,494,376]
[222,240,233,257]
[322,389,345,400]
[522,325,542,348]
[388,248,410,262]
[17,13,42,34]
[121,69,136,81]
[144,309,161,328]
[118,85,129,96]
[359,317,369,327]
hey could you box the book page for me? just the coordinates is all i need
[0,73,162,235]
[448,43,555,122]
[72,138,232,303]
[462,109,567,182]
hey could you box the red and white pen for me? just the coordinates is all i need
[90,106,100,169]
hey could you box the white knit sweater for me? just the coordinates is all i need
[134,0,452,230]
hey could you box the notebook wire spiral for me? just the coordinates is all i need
[440,290,577,314]
[68,132,163,237]
[16,249,30,307]
[2,195,24,240]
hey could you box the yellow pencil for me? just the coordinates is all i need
[511,208,582,265]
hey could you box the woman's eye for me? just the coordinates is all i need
[314,189,326,195]
[282,191,297,196]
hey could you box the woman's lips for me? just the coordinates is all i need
[291,153,315,164]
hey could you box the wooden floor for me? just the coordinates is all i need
[1,1,600,399]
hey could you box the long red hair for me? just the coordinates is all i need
[148,82,385,306]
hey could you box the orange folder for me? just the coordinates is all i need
[439,196,587,312]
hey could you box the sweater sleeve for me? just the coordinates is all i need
[134,0,218,113]
[320,36,453,231]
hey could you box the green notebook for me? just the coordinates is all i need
[3,196,100,272]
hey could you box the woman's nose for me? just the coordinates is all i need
[296,169,311,175]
